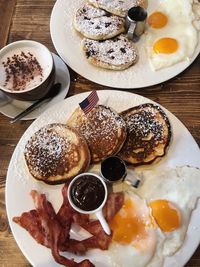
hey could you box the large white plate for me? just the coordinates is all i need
[50,0,200,89]
[6,90,200,267]
[0,53,70,120]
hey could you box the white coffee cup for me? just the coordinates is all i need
[0,40,55,101]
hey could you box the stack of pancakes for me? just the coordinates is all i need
[24,103,171,185]
[73,0,148,70]
[67,105,127,163]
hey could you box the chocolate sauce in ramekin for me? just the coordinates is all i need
[70,175,106,211]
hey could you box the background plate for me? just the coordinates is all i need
[50,0,200,89]
[6,90,200,267]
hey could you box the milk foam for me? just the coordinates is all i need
[0,42,52,91]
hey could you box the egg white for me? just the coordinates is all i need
[101,191,162,267]
[146,0,199,70]
[137,166,200,258]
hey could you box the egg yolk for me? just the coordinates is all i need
[149,200,181,232]
[109,198,148,245]
[153,38,179,54]
[148,12,168,29]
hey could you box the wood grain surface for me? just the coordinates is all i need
[0,0,199,266]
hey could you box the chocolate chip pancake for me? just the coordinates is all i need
[74,3,125,40]
[82,34,138,70]
[67,105,127,163]
[88,0,148,17]
[24,123,90,184]
[118,103,171,165]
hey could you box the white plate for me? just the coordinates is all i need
[50,0,200,89]
[0,53,70,120]
[6,90,200,267]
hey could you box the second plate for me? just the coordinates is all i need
[50,0,200,89]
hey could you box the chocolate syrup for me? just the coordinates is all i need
[70,175,105,211]
[101,156,127,182]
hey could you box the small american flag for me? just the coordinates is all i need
[79,91,99,114]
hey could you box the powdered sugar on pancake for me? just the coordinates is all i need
[119,103,171,165]
[88,0,147,17]
[24,123,90,184]
[82,35,138,69]
[82,105,126,141]
[125,104,170,140]
[67,105,127,162]
[74,3,125,40]
[24,124,72,178]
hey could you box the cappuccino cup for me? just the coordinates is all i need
[0,40,55,101]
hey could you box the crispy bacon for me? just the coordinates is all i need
[13,209,49,247]
[56,184,74,244]
[60,220,112,253]
[13,184,124,267]
[58,184,90,226]
[77,221,112,250]
[104,192,124,222]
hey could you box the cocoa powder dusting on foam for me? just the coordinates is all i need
[24,125,72,178]
[2,51,43,91]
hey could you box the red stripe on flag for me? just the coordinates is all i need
[79,91,99,114]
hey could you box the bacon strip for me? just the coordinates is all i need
[61,220,112,253]
[104,192,125,222]
[13,184,124,267]
[32,190,95,267]
[13,209,49,247]
[58,184,90,227]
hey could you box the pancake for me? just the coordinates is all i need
[88,0,148,17]
[118,103,171,165]
[82,34,138,70]
[67,105,127,163]
[74,3,125,40]
[24,123,90,184]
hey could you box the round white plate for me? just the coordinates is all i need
[6,90,200,267]
[50,0,200,89]
[0,53,70,120]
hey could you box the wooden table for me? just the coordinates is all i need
[0,0,199,266]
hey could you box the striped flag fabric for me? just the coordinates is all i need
[79,91,99,114]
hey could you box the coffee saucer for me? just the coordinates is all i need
[0,53,70,120]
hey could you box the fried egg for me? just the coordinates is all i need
[146,0,199,70]
[86,166,200,267]
[98,166,200,267]
[105,191,160,267]
[137,166,200,260]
